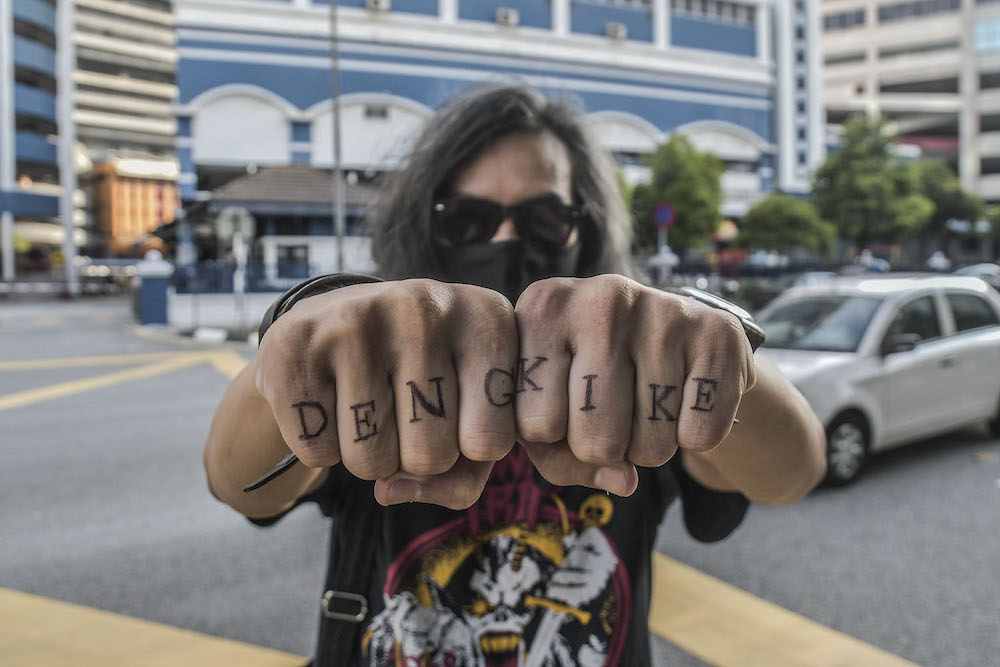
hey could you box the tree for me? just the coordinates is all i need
[914,159,983,249]
[736,194,835,256]
[811,115,933,249]
[631,134,725,253]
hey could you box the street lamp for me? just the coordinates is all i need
[329,0,346,274]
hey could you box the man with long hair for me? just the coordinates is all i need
[205,85,825,666]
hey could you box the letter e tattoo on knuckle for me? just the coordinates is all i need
[690,378,718,413]
[350,400,378,442]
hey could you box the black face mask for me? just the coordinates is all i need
[437,240,581,303]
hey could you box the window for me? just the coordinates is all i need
[886,296,941,342]
[947,293,1000,332]
[670,0,756,26]
[823,8,866,32]
[878,0,960,24]
[364,104,389,120]
[277,245,310,278]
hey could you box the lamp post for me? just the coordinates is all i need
[329,0,346,273]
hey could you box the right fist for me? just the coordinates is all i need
[254,279,519,509]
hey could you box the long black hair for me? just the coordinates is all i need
[368,84,634,280]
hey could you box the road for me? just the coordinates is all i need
[1,296,998,666]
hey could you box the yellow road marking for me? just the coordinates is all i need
[89,313,113,324]
[650,553,918,667]
[0,351,184,372]
[209,349,250,380]
[0,587,307,667]
[0,353,211,411]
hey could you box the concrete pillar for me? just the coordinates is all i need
[552,0,569,37]
[57,0,78,295]
[959,0,979,192]
[653,0,668,49]
[1,211,13,281]
[756,0,771,63]
[440,0,457,24]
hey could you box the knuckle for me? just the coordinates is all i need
[460,433,514,462]
[401,445,459,476]
[627,444,677,468]
[569,436,626,466]
[515,277,575,320]
[678,425,725,452]
[517,415,566,445]
[294,443,339,468]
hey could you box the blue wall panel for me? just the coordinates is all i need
[291,151,311,164]
[13,84,56,121]
[0,189,60,217]
[571,1,653,42]
[12,0,56,32]
[395,0,438,15]
[670,15,756,57]
[177,116,192,137]
[13,36,56,77]
[15,132,57,165]
[459,0,551,29]
[291,122,311,142]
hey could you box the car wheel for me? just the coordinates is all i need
[825,412,870,486]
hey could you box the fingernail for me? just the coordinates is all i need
[595,467,628,496]
[384,480,420,505]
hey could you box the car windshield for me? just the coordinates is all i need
[758,294,883,352]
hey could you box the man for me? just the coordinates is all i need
[204,85,826,666]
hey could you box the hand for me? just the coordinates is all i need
[254,279,519,509]
[512,275,757,496]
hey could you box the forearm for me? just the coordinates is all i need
[685,355,827,505]
[203,359,329,519]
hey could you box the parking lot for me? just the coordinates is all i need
[2,296,998,666]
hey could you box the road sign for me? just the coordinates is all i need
[653,202,676,228]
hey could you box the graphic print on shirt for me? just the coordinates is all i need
[362,447,631,666]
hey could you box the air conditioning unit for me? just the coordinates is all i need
[496,7,520,27]
[366,0,390,11]
[606,22,627,41]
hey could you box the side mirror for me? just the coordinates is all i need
[881,333,921,356]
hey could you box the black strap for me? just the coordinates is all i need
[315,479,382,666]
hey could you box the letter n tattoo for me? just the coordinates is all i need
[407,377,446,423]
[648,384,677,421]
[292,401,328,440]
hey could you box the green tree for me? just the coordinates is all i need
[631,134,725,253]
[736,194,835,256]
[811,115,933,248]
[915,159,983,248]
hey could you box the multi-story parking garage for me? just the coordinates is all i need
[822,0,1000,203]
[174,0,824,275]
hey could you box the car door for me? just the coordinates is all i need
[941,290,1000,422]
[876,293,953,446]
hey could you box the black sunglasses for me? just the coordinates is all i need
[431,193,585,249]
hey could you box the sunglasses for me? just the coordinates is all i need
[431,193,585,249]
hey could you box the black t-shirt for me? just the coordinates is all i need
[265,445,748,666]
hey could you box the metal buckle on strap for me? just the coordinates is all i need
[321,590,368,622]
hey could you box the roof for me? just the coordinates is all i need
[783,274,995,299]
[211,165,377,208]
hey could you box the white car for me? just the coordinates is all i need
[755,274,1000,485]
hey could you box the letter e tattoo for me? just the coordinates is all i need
[407,377,446,423]
[690,378,718,412]
[292,401,328,440]
[648,384,678,421]
[580,374,598,412]
[350,400,377,442]
[484,368,516,407]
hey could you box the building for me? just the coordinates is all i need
[821,0,1000,203]
[92,157,179,254]
[173,0,825,276]
[1,0,74,278]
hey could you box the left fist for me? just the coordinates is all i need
[510,274,756,496]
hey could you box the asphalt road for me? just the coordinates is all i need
[1,296,998,666]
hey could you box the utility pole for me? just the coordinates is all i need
[57,0,78,295]
[329,0,346,273]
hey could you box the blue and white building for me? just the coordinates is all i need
[174,0,824,274]
[0,0,74,280]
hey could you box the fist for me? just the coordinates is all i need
[512,274,757,496]
[255,279,519,509]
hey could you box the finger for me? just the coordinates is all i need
[393,345,460,477]
[564,278,638,467]
[335,335,400,481]
[512,279,575,444]
[521,439,638,497]
[677,310,754,452]
[255,312,340,468]
[453,287,519,462]
[626,315,685,468]
[374,457,494,510]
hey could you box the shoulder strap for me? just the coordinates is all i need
[314,480,382,666]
